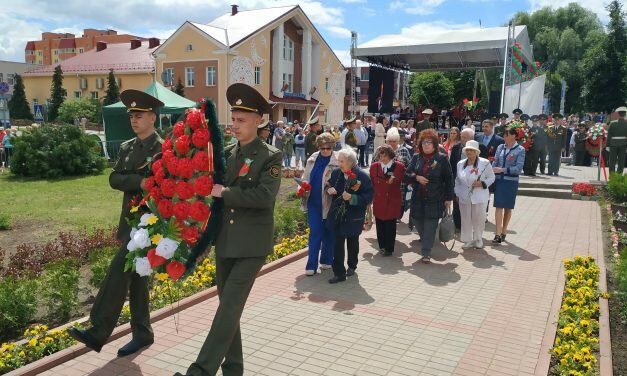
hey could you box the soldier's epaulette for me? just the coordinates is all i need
[260,140,281,154]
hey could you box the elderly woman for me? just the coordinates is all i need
[326,148,373,283]
[370,145,406,256]
[492,127,526,244]
[301,133,340,275]
[405,129,454,263]
[374,117,386,153]
[454,140,495,249]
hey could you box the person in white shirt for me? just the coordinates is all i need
[374,116,386,153]
[355,120,368,167]
[454,140,495,249]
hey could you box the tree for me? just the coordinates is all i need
[443,71,476,104]
[102,69,120,106]
[8,74,33,120]
[604,0,627,111]
[409,72,454,109]
[174,78,185,96]
[48,65,66,121]
[58,99,99,124]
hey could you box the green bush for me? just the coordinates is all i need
[274,202,307,241]
[0,213,10,230]
[0,277,38,341]
[40,260,80,323]
[57,98,101,124]
[608,173,627,203]
[89,246,117,288]
[11,124,107,178]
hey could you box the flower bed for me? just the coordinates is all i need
[549,256,608,375]
[572,183,598,200]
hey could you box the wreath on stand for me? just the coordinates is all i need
[585,123,607,157]
[507,120,533,151]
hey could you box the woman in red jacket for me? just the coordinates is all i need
[369,144,406,256]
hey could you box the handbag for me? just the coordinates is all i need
[363,204,373,231]
[438,208,455,243]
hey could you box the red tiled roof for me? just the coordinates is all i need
[269,94,319,105]
[24,42,156,76]
[58,39,76,49]
[25,41,35,51]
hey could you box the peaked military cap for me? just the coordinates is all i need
[257,119,270,130]
[120,89,164,113]
[616,106,627,112]
[227,83,270,115]
[422,109,433,115]
[344,116,357,125]
[530,115,539,121]
[307,116,319,126]
[538,114,548,120]
[520,114,530,121]
[499,113,509,119]
[513,108,523,115]
[552,113,564,119]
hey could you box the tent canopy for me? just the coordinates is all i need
[103,81,196,143]
[353,25,533,71]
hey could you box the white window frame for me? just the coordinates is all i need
[185,67,195,87]
[205,66,216,86]
[186,44,193,52]
[164,68,174,86]
[90,91,98,100]
[282,73,293,92]
[7,74,14,86]
[324,77,329,93]
[74,91,81,99]
[79,48,84,53]
[254,67,261,85]
[283,36,293,61]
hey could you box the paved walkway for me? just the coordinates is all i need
[39,196,602,376]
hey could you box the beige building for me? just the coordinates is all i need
[153,5,345,126]
[23,39,160,108]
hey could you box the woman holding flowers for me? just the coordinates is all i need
[370,144,406,256]
[491,127,526,244]
[326,148,373,283]
[405,129,454,264]
[301,133,340,276]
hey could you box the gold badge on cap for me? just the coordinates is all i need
[131,101,136,107]
[236,99,242,105]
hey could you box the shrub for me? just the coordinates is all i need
[40,260,80,323]
[57,99,101,124]
[10,124,107,178]
[89,246,117,288]
[273,203,307,241]
[0,213,10,230]
[0,277,38,341]
[608,172,627,203]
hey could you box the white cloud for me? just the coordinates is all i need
[528,0,610,22]
[389,0,447,15]
[325,26,352,38]
[361,7,377,16]
[333,49,368,67]
[399,20,479,35]
[338,0,366,3]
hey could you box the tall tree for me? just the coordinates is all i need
[174,78,185,97]
[8,74,33,120]
[102,69,120,106]
[409,72,454,109]
[48,65,66,121]
[605,0,627,111]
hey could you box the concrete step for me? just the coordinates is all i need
[519,181,572,190]
[517,187,573,200]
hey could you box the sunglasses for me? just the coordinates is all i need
[319,147,333,151]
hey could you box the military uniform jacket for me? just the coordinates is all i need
[574,132,588,151]
[304,131,318,158]
[529,125,547,151]
[415,120,433,134]
[110,132,163,242]
[216,137,282,258]
[546,124,567,151]
[608,119,627,146]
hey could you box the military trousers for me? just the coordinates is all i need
[547,150,562,175]
[186,256,266,376]
[523,150,536,175]
[88,243,153,346]
[609,145,627,174]
[533,149,547,174]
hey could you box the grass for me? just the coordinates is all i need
[1,168,121,233]
[0,213,10,230]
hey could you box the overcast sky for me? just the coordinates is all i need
[0,0,611,67]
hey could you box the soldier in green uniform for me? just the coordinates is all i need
[257,120,271,142]
[494,113,508,137]
[343,116,358,149]
[305,116,322,158]
[415,109,434,133]
[546,113,567,176]
[608,106,627,174]
[68,90,164,356]
[573,122,589,166]
[176,83,282,376]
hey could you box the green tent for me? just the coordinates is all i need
[102,81,196,159]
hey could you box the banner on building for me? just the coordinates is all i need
[368,66,394,114]
[503,74,546,116]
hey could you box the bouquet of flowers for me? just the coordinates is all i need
[296,181,312,197]
[124,101,223,281]
[585,123,606,156]
[334,170,361,220]
[507,120,533,151]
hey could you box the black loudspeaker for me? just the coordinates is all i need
[368,66,394,114]
[489,91,501,116]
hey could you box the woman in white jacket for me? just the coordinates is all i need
[374,116,387,153]
[454,140,495,249]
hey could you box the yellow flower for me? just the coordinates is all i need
[130,206,139,213]
[572,353,582,362]
[155,273,169,282]
[151,234,163,245]
[28,338,37,347]
[18,351,25,357]
[146,215,158,226]
[580,319,589,328]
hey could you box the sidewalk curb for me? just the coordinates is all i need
[6,248,309,376]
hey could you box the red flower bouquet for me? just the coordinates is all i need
[296,181,312,198]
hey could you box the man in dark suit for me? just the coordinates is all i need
[477,119,504,160]
[452,128,488,229]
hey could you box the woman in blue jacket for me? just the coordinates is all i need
[491,127,526,244]
[326,148,373,284]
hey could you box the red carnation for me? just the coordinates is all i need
[192,151,209,172]
[165,157,178,176]
[144,176,156,191]
[158,199,174,219]
[161,179,177,198]
[177,158,195,179]
[151,159,163,174]
[192,128,211,149]
[173,201,191,221]
[175,135,191,156]
[149,187,162,204]
[346,170,357,181]
[166,261,186,281]
[186,109,203,130]
[173,121,186,138]
[147,248,167,267]
[190,200,210,222]
[175,180,195,200]
[193,175,213,196]
[181,226,199,246]
[154,168,166,185]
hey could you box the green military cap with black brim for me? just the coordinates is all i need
[530,115,539,121]
[343,116,357,126]
[307,116,319,126]
[513,108,523,115]
[520,114,530,121]
[120,89,164,113]
[227,83,270,115]
[500,113,509,119]
[538,114,548,120]
[553,113,564,119]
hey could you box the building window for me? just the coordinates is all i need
[206,66,216,86]
[74,91,81,99]
[186,44,193,51]
[324,111,328,124]
[38,51,42,56]
[90,91,99,99]
[324,77,329,92]
[163,68,174,86]
[54,50,58,55]
[254,67,261,85]
[7,74,14,86]
[361,70,369,81]
[79,48,84,53]
[185,67,195,87]
[282,73,293,92]
[0,73,3,82]
[283,36,293,61]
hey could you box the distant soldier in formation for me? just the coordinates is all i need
[608,106,627,174]
[546,113,567,176]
